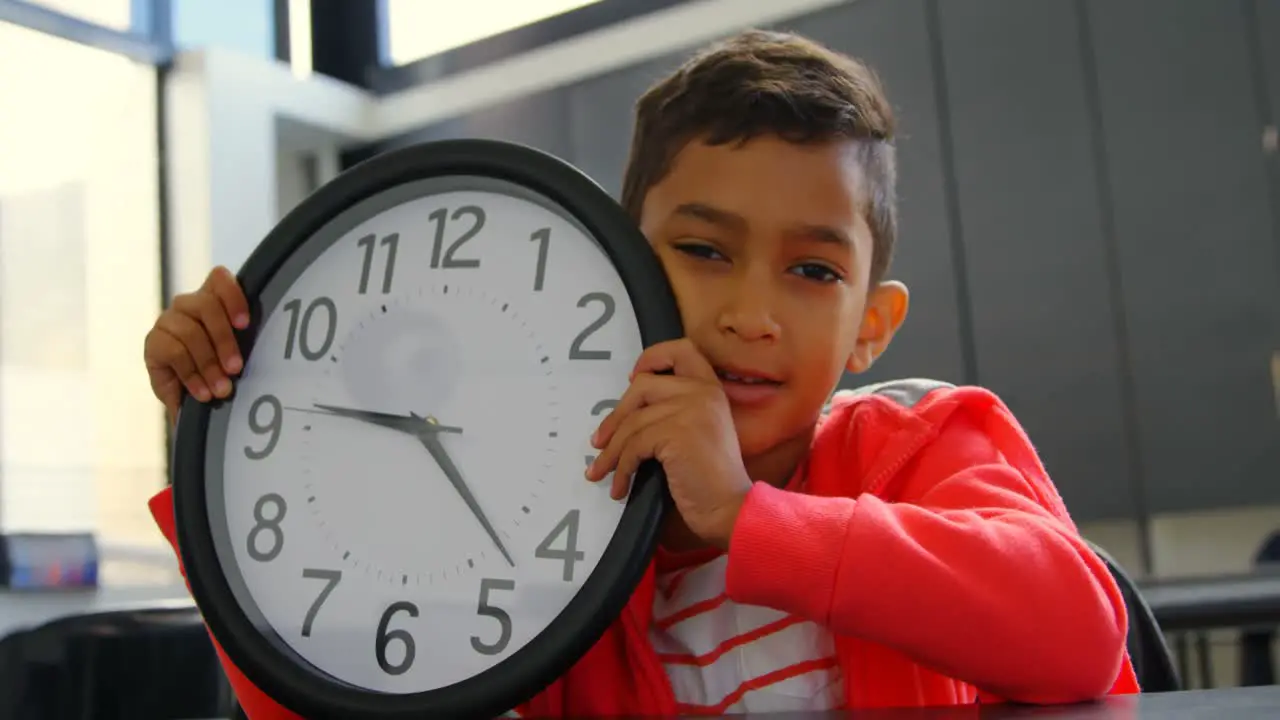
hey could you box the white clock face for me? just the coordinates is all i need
[203,177,642,694]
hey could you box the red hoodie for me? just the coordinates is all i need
[148,381,1139,718]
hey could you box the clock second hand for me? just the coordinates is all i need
[413,424,516,568]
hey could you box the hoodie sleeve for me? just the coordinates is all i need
[722,404,1132,705]
[147,488,304,720]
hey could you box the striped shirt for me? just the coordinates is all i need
[506,468,841,717]
[505,547,843,718]
[650,544,843,715]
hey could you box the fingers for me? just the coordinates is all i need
[151,313,222,401]
[175,288,243,377]
[143,267,249,419]
[593,373,700,450]
[587,404,678,499]
[142,336,186,420]
[631,338,718,382]
[204,266,251,331]
[609,412,677,500]
[145,323,209,403]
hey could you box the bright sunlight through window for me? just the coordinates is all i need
[383,0,602,66]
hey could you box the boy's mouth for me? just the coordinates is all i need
[716,370,780,385]
[716,366,783,407]
[714,366,784,406]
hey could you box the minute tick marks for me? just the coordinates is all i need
[296,282,557,586]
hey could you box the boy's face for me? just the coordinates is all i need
[638,136,908,460]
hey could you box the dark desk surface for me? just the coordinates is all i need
[734,687,1280,718]
[206,688,1280,719]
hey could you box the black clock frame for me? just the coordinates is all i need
[171,139,682,719]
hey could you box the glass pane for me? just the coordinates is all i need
[172,0,276,60]
[24,0,132,31]
[0,21,168,586]
[384,0,602,66]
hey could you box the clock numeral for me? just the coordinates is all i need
[568,292,616,361]
[244,394,282,460]
[300,568,341,637]
[584,399,617,467]
[282,297,337,361]
[471,578,515,656]
[246,493,286,562]
[356,232,399,294]
[535,510,585,582]
[530,227,550,291]
[376,601,418,676]
[429,205,484,269]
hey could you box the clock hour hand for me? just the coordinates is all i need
[413,427,515,568]
[289,404,463,435]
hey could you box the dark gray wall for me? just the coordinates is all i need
[1085,1,1280,517]
[906,0,1137,520]
[344,0,1280,524]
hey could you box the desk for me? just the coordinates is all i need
[693,687,1280,718]
[852,686,1280,718]
[197,687,1280,719]
[1139,572,1280,631]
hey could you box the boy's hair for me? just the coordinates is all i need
[620,30,899,285]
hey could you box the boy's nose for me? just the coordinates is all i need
[716,279,781,342]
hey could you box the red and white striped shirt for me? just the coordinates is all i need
[505,546,842,718]
[504,469,841,717]
[650,544,843,715]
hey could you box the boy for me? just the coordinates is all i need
[143,30,1138,717]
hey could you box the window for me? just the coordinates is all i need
[383,0,601,66]
[0,21,167,584]
[22,0,132,31]
[172,0,278,61]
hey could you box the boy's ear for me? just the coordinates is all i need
[847,281,909,374]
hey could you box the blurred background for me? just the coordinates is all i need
[0,0,1277,717]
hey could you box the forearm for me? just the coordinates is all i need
[147,490,303,720]
[725,479,1128,703]
[211,636,305,720]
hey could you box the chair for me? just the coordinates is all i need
[1239,530,1280,686]
[1088,541,1182,693]
[0,604,236,719]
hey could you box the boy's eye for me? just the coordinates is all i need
[790,263,842,283]
[673,242,725,261]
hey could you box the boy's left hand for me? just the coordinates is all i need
[586,339,753,549]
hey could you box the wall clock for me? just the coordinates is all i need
[171,139,681,719]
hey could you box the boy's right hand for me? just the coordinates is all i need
[144,266,251,423]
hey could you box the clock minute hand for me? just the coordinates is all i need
[414,429,516,568]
